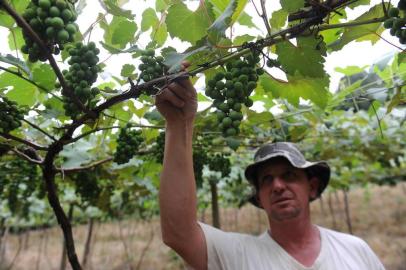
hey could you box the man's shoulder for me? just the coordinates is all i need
[318,225,369,249]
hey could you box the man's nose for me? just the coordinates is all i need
[272,176,286,193]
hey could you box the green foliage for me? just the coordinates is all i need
[0,0,405,231]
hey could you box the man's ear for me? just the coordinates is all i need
[309,176,320,200]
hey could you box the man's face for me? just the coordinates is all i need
[256,157,319,222]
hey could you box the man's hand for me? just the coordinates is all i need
[155,63,197,124]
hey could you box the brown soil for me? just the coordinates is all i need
[1,184,405,270]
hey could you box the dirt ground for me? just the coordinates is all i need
[1,183,406,270]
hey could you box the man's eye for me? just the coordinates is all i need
[260,176,273,185]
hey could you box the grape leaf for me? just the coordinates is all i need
[233,34,256,45]
[276,36,326,78]
[0,54,30,75]
[101,0,133,19]
[281,0,305,12]
[270,9,288,30]
[208,0,238,43]
[121,64,136,77]
[166,2,212,44]
[101,16,138,49]
[111,20,138,47]
[32,64,56,90]
[328,4,386,51]
[237,12,257,29]
[209,0,248,23]
[0,70,38,106]
[141,8,158,32]
[260,74,330,109]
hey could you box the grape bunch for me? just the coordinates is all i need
[61,42,101,118]
[0,159,39,217]
[205,52,261,137]
[114,124,143,164]
[138,49,165,82]
[20,0,78,62]
[383,3,406,44]
[208,153,231,178]
[151,131,165,163]
[0,97,24,133]
[71,170,101,205]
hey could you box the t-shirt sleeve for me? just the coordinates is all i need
[198,222,244,270]
[357,239,386,270]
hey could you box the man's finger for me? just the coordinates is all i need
[181,61,191,70]
[156,88,184,108]
[167,82,192,99]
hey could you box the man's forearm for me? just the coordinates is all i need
[159,120,198,244]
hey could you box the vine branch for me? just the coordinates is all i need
[260,0,272,36]
[23,119,57,141]
[0,132,48,150]
[10,147,43,164]
[57,158,113,173]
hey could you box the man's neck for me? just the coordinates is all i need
[268,217,321,267]
[269,216,319,250]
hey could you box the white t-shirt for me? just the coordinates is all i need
[199,222,385,270]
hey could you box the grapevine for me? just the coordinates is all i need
[383,1,406,44]
[20,0,78,62]
[206,51,261,137]
[0,96,25,133]
[61,41,101,118]
[114,124,143,164]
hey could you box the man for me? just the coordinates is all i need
[155,67,385,270]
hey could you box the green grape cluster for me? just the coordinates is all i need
[383,3,406,44]
[0,97,24,133]
[208,153,231,178]
[114,124,143,164]
[21,0,78,62]
[193,146,209,189]
[0,159,39,217]
[151,131,165,163]
[71,170,101,204]
[266,58,281,68]
[138,49,166,83]
[61,41,101,118]
[205,52,261,137]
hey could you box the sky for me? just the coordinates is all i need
[0,0,402,95]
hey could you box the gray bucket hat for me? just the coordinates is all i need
[245,142,330,207]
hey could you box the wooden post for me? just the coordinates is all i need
[342,189,353,235]
[81,218,94,268]
[210,180,221,229]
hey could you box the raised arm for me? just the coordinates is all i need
[155,70,207,269]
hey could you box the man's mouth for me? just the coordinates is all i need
[272,197,292,204]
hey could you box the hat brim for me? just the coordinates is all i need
[245,154,330,208]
